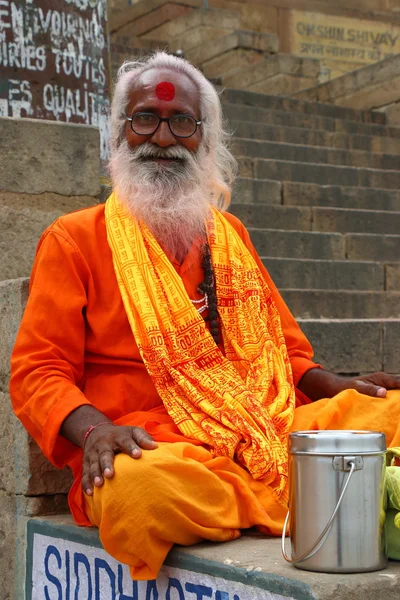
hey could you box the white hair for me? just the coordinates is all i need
[109,51,237,210]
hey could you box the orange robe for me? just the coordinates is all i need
[10,204,400,579]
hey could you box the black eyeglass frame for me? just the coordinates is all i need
[126,112,202,139]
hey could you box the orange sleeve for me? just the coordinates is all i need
[10,225,92,469]
[223,212,322,387]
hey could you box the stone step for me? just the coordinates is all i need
[281,181,400,211]
[221,53,319,95]
[293,54,400,113]
[110,38,168,79]
[187,30,279,80]
[230,121,400,155]
[282,290,400,320]
[141,6,240,40]
[387,264,400,291]
[221,88,387,125]
[231,204,312,231]
[298,318,399,374]
[24,515,400,600]
[233,179,400,211]
[262,258,387,291]
[223,103,400,139]
[346,233,400,263]
[141,7,241,52]
[234,138,400,170]
[231,203,400,236]
[247,228,345,260]
[249,159,400,190]
[109,0,197,37]
[246,227,400,263]
[239,71,316,97]
[232,178,282,205]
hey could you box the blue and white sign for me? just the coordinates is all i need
[30,533,293,600]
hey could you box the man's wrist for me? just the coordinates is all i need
[60,405,112,448]
[297,368,342,402]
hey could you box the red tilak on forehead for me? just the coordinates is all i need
[156,81,175,101]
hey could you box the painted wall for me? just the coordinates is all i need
[0,0,110,161]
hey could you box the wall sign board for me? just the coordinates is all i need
[0,0,110,161]
[288,10,400,81]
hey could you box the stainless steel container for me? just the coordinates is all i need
[282,430,387,573]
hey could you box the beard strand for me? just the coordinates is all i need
[109,140,212,262]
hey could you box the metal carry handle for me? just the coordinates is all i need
[282,460,356,564]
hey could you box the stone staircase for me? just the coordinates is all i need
[108,4,321,93]
[222,88,400,375]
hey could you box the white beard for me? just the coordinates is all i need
[109,140,213,262]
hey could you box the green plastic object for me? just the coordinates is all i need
[385,448,400,560]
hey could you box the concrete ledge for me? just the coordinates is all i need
[0,117,100,197]
[26,515,400,600]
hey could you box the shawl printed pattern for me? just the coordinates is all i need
[105,192,295,503]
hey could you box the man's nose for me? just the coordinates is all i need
[149,120,177,147]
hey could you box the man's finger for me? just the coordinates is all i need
[82,478,93,496]
[131,426,158,449]
[82,456,93,496]
[117,435,143,458]
[353,380,387,398]
[98,448,115,478]
[88,455,104,487]
[372,374,400,390]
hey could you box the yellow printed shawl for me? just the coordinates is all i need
[105,192,295,503]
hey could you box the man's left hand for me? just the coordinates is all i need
[298,368,400,402]
[337,372,400,398]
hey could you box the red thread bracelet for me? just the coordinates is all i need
[83,421,113,448]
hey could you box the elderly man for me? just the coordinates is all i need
[10,52,400,580]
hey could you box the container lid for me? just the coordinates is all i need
[289,430,386,455]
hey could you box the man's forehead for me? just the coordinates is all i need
[131,68,199,104]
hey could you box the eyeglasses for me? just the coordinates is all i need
[126,112,202,138]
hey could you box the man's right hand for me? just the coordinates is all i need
[82,424,158,496]
[60,405,158,496]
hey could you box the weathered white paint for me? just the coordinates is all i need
[63,0,108,22]
[31,533,295,600]
[0,98,8,116]
[8,79,33,117]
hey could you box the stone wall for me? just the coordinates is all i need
[0,117,100,600]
